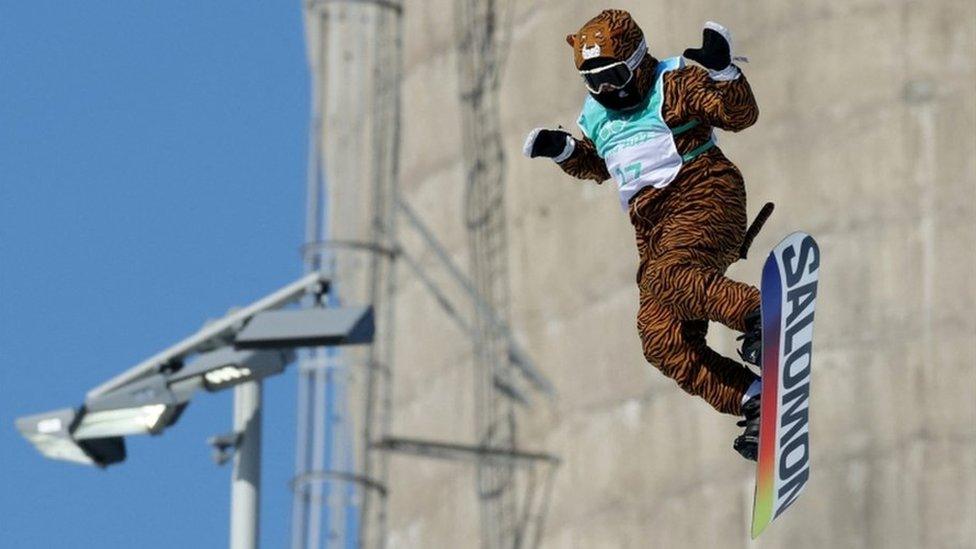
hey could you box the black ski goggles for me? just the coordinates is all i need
[578,38,647,94]
[580,62,634,94]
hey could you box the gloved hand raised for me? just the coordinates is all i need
[683,21,735,72]
[522,128,575,163]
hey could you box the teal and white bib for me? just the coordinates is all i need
[577,56,711,209]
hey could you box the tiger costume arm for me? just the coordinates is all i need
[557,136,610,183]
[665,65,758,133]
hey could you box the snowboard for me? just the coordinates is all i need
[750,232,820,539]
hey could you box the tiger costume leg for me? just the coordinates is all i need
[632,160,760,415]
[637,292,757,415]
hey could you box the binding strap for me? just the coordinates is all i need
[682,139,715,162]
[671,119,700,136]
[672,118,715,162]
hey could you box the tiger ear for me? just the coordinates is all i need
[565,34,576,47]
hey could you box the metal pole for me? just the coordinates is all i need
[231,380,262,549]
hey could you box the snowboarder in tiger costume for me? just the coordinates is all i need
[523,9,765,461]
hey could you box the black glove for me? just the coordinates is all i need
[683,22,733,71]
[522,128,574,162]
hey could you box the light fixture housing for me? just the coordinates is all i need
[72,403,176,439]
[170,347,292,392]
[15,408,126,467]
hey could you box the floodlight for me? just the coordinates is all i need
[170,347,292,392]
[16,409,125,467]
[16,401,181,466]
[72,403,179,439]
[205,366,252,386]
[75,372,195,440]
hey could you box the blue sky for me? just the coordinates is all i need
[1,3,312,546]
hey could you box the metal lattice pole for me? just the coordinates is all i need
[454,0,520,546]
[359,3,403,547]
[294,1,402,547]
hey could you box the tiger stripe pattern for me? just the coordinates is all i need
[558,10,762,415]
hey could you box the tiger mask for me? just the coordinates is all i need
[566,9,658,111]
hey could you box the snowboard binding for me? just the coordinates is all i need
[737,308,762,367]
[734,395,761,461]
